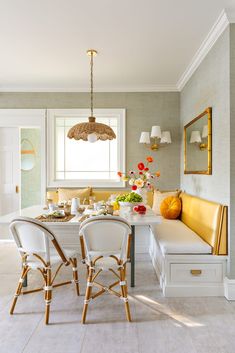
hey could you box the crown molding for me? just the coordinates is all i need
[0,8,234,94]
[0,84,178,93]
[177,9,234,91]
[94,84,179,92]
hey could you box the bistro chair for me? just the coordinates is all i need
[79,215,132,324]
[9,216,80,324]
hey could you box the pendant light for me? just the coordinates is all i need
[67,49,116,142]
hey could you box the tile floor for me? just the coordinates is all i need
[0,242,235,353]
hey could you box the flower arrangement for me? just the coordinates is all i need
[118,156,160,191]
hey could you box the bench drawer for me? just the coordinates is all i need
[170,263,223,283]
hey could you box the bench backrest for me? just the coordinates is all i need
[179,192,227,255]
[47,189,154,207]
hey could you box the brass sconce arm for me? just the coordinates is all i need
[139,127,171,151]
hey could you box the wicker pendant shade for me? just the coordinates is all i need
[67,50,116,142]
[67,117,116,141]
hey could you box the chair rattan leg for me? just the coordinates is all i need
[120,267,131,322]
[123,264,128,295]
[81,267,94,324]
[71,258,80,296]
[10,266,29,315]
[44,267,52,325]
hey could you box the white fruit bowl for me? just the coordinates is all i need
[118,202,141,207]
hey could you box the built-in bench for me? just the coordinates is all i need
[47,188,228,297]
[150,192,228,297]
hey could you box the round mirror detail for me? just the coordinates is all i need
[21,139,36,171]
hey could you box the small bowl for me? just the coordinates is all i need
[51,210,65,218]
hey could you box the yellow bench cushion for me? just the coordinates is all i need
[179,192,227,255]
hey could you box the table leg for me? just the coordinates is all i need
[130,225,135,287]
[22,263,27,287]
[23,275,27,287]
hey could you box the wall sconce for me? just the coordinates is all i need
[139,126,172,151]
[190,125,208,150]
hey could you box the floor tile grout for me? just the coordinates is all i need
[21,315,44,353]
[1,243,235,353]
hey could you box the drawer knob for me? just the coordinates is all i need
[190,269,202,276]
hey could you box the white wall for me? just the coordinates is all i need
[229,24,235,278]
[0,93,180,190]
[180,27,233,275]
[180,28,230,205]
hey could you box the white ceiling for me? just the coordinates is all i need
[0,0,234,92]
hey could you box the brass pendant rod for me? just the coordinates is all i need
[90,51,94,117]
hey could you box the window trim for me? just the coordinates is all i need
[47,109,126,188]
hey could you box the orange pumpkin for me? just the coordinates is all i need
[160,196,181,219]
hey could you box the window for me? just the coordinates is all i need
[47,109,125,187]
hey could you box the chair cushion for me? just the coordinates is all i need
[87,254,122,270]
[26,248,78,269]
[160,196,181,219]
[151,219,212,254]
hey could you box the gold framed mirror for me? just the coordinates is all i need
[184,107,212,175]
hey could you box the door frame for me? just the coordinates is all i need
[0,127,20,212]
[0,109,46,205]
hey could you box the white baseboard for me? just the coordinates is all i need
[224,277,235,300]
[164,284,225,297]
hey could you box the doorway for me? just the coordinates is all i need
[0,109,46,240]
[0,127,42,217]
[0,127,20,216]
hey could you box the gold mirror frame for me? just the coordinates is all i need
[184,107,212,175]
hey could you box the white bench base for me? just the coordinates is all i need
[149,229,227,297]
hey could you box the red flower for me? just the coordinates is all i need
[117,171,122,177]
[138,162,145,170]
[144,167,149,171]
[146,156,153,163]
[132,185,137,191]
[139,171,143,175]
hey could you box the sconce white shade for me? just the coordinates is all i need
[202,125,208,138]
[139,131,150,144]
[190,130,202,143]
[160,131,172,144]
[151,125,161,138]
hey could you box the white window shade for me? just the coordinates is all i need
[47,109,126,188]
